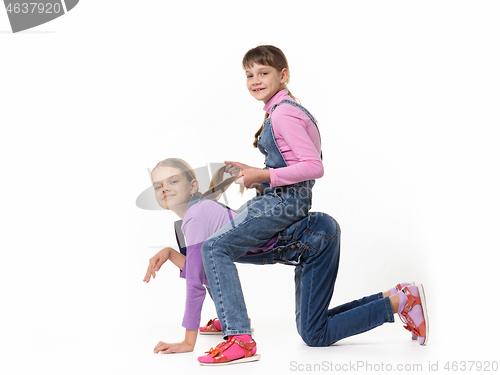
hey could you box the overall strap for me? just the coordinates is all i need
[270,100,317,126]
[174,220,186,256]
[269,100,323,160]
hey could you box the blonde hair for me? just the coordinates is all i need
[242,45,300,148]
[152,158,240,200]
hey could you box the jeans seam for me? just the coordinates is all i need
[206,241,226,334]
[304,248,316,344]
[384,296,395,323]
[305,217,339,243]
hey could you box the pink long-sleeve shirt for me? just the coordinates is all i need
[263,89,323,187]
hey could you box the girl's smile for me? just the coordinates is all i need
[245,63,289,104]
[152,166,198,218]
[164,194,175,201]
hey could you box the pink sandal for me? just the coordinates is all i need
[394,282,418,340]
[198,337,261,366]
[398,284,429,345]
[394,282,414,293]
[199,318,254,335]
[199,318,222,335]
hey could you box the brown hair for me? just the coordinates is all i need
[242,45,300,147]
[152,158,241,200]
[152,158,197,185]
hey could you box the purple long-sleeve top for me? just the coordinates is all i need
[179,199,277,330]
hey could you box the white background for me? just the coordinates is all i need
[1,1,499,374]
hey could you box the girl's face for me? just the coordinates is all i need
[245,63,289,104]
[151,166,198,214]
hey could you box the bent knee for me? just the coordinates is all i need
[300,330,333,347]
[309,212,340,241]
[201,237,215,258]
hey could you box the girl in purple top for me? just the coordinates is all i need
[143,158,244,354]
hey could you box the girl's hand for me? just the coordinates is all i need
[225,161,270,189]
[153,340,194,354]
[225,162,244,178]
[143,247,171,283]
[154,330,197,354]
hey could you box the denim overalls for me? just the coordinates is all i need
[236,212,394,346]
[257,99,322,191]
[201,100,323,338]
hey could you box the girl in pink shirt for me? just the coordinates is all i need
[198,45,324,365]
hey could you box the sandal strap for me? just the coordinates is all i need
[202,319,221,333]
[402,321,420,335]
[205,338,256,363]
[400,314,426,337]
[402,286,421,312]
[233,338,256,354]
[205,341,226,356]
[400,310,418,334]
[399,286,426,337]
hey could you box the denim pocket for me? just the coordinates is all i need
[280,242,306,265]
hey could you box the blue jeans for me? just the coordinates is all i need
[218,212,395,346]
[202,182,312,338]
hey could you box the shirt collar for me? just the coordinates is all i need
[187,194,204,209]
[263,89,290,114]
